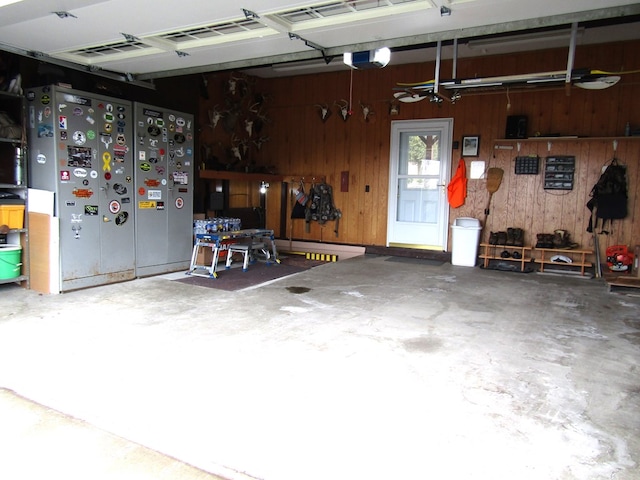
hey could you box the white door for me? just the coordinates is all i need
[387,119,453,250]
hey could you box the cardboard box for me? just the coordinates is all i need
[0,204,25,229]
[632,245,640,278]
[194,239,238,267]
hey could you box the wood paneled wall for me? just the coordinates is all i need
[197,40,640,260]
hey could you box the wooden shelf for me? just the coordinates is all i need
[198,170,284,182]
[495,136,640,142]
[533,247,593,276]
[480,243,533,272]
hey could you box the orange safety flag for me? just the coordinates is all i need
[447,158,467,208]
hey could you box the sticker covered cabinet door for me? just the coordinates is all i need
[26,85,135,291]
[133,103,194,276]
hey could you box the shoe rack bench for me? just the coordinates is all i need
[534,247,593,276]
[480,244,532,271]
[480,244,593,275]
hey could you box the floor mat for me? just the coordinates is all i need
[384,256,444,266]
[173,256,323,291]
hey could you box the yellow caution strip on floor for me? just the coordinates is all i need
[305,252,338,262]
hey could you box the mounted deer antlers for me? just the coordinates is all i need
[334,99,350,121]
[314,103,332,122]
[207,105,224,130]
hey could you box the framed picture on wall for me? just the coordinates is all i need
[462,136,480,157]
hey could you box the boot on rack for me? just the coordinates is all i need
[506,228,515,245]
[512,228,524,247]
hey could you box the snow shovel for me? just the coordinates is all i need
[484,167,503,217]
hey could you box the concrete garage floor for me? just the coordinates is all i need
[0,254,639,480]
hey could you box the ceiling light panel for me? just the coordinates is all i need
[52,17,274,66]
[272,0,433,31]
[55,40,161,65]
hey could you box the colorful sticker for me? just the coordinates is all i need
[73,131,86,145]
[73,168,87,178]
[144,178,160,187]
[113,183,127,195]
[115,211,129,226]
[138,201,156,209]
[113,144,128,161]
[84,205,98,216]
[86,130,96,140]
[60,170,71,181]
[72,188,93,198]
[139,162,151,172]
[156,202,165,211]
[175,197,184,209]
[109,200,121,214]
[59,116,67,129]
[172,171,188,185]
[138,187,146,196]
[102,152,111,172]
[147,190,161,200]
[68,146,92,167]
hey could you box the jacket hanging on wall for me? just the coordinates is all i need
[305,182,342,236]
[291,180,308,219]
[447,158,467,208]
[586,158,628,233]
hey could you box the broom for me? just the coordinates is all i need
[483,167,504,241]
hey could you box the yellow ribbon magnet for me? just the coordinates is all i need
[102,152,111,172]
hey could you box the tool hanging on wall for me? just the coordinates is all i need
[484,167,504,217]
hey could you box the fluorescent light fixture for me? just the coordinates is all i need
[468,28,585,50]
[574,75,621,90]
[0,0,23,7]
[343,47,390,69]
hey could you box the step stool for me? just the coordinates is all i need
[225,242,268,272]
[226,243,251,272]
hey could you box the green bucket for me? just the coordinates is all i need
[0,244,22,280]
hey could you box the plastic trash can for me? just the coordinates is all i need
[451,217,482,267]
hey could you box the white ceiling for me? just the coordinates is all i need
[0,0,639,84]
